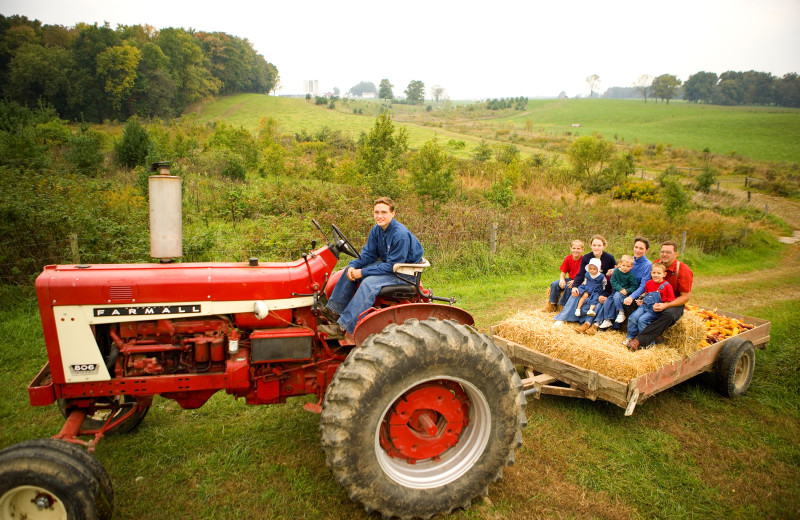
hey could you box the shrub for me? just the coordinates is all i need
[473,140,493,162]
[656,165,682,187]
[611,181,660,203]
[695,165,718,193]
[410,139,455,207]
[484,178,514,208]
[205,123,259,168]
[495,144,520,165]
[66,127,106,175]
[114,118,152,169]
[661,179,691,219]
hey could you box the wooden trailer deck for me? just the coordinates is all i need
[491,308,771,416]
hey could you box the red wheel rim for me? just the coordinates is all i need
[379,381,470,463]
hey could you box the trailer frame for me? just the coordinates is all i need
[491,307,770,416]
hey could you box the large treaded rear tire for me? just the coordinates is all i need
[320,318,526,520]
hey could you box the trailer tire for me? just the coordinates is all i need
[0,439,113,520]
[58,394,149,435]
[320,318,526,520]
[715,337,756,398]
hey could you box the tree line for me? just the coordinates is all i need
[602,70,800,107]
[0,14,279,122]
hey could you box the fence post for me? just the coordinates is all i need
[70,234,80,264]
[745,176,748,187]
[490,223,497,256]
[747,191,751,202]
[765,204,769,216]
[680,231,687,254]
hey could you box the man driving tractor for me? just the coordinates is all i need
[321,196,424,338]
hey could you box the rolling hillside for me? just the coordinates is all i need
[188,94,800,164]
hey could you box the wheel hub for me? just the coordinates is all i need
[380,381,470,463]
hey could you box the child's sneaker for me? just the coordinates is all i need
[622,338,632,346]
[574,308,581,317]
[553,320,564,327]
[599,319,613,329]
[587,308,596,316]
[615,310,626,323]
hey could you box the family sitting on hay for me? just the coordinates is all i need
[544,235,694,352]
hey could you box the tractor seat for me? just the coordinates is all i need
[377,258,430,300]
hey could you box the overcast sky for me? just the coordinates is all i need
[3,0,799,99]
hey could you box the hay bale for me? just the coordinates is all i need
[662,310,708,356]
[495,308,707,383]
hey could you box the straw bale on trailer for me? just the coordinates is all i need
[495,309,708,382]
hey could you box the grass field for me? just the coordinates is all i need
[1,243,798,520]
[187,94,488,156]
[503,99,800,164]
[188,95,800,164]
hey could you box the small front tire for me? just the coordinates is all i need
[0,439,113,520]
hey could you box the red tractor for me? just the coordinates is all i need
[0,222,526,520]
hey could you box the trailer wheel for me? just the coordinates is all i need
[58,394,149,434]
[0,439,113,520]
[320,318,526,520]
[715,337,756,397]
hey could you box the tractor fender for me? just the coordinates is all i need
[352,303,475,347]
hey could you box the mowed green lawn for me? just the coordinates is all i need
[504,99,800,163]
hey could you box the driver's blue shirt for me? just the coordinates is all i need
[348,219,424,277]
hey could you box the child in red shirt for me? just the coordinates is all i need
[544,239,583,311]
[625,262,675,350]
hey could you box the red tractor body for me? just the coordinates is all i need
[5,229,525,520]
[32,245,343,411]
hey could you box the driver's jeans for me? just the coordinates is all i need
[326,262,405,334]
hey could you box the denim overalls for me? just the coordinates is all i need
[625,282,667,340]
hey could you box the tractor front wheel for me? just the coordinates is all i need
[320,318,526,520]
[0,439,113,520]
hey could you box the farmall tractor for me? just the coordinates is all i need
[0,212,526,519]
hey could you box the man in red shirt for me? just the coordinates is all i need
[627,241,694,350]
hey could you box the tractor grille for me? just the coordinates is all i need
[108,286,134,301]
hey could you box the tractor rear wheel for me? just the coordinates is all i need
[0,439,113,520]
[320,318,526,520]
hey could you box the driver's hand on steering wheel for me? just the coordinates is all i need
[347,268,363,281]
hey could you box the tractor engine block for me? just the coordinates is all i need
[111,318,230,377]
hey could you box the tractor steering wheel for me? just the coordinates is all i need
[331,224,361,259]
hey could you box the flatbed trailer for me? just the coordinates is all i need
[491,307,770,416]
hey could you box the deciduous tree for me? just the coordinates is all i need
[378,79,394,99]
[652,74,681,104]
[634,74,653,102]
[96,44,141,112]
[410,138,455,207]
[586,74,600,98]
[567,135,614,180]
[404,80,425,104]
[683,71,717,103]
